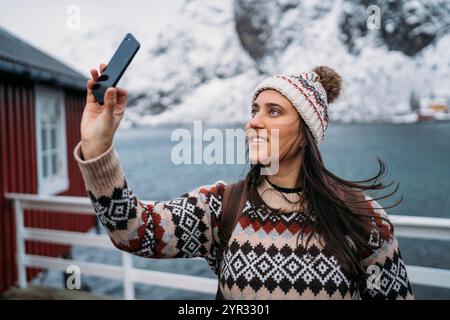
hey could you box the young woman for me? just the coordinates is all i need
[74,64,414,300]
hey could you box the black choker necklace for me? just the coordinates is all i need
[266,178,304,193]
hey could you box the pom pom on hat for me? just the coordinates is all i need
[312,65,342,103]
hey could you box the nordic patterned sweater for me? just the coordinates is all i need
[73,141,414,300]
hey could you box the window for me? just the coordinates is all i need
[35,85,68,195]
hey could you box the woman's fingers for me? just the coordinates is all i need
[116,87,128,105]
[104,88,117,110]
[87,79,96,90]
[87,63,107,103]
[86,79,97,103]
[116,87,128,97]
[90,68,99,81]
[90,63,106,81]
[87,63,119,107]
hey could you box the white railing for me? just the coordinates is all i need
[4,192,450,299]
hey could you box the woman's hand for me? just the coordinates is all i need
[80,63,128,160]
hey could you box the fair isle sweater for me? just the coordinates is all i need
[73,141,414,300]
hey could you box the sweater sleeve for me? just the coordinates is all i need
[358,196,414,300]
[73,141,226,275]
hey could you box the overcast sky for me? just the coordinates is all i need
[0,0,184,59]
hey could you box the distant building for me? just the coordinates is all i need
[418,97,450,122]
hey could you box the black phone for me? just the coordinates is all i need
[92,33,140,105]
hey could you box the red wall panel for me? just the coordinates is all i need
[0,74,95,292]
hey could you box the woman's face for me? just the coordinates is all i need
[245,89,303,165]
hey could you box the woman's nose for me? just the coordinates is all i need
[246,112,265,130]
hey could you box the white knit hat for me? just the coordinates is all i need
[251,71,330,145]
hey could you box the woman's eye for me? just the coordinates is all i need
[269,109,280,116]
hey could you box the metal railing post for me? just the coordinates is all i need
[122,251,135,300]
[14,199,26,288]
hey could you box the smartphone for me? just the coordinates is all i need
[92,33,140,105]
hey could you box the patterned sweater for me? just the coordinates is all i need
[73,141,414,300]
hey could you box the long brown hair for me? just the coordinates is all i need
[243,68,403,283]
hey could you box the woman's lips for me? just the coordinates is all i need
[249,136,269,146]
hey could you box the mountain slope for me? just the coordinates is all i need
[58,0,450,126]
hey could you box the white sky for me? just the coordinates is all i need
[0,0,184,61]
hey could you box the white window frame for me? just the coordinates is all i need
[35,84,69,195]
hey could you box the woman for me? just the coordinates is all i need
[74,63,414,300]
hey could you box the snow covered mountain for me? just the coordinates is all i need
[58,0,450,126]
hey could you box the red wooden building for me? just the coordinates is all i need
[0,26,95,293]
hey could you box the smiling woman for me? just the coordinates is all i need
[73,63,413,300]
[241,66,413,299]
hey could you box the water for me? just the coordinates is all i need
[34,122,450,299]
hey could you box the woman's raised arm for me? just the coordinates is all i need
[74,63,226,275]
[74,141,226,275]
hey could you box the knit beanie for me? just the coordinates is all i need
[250,65,342,145]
